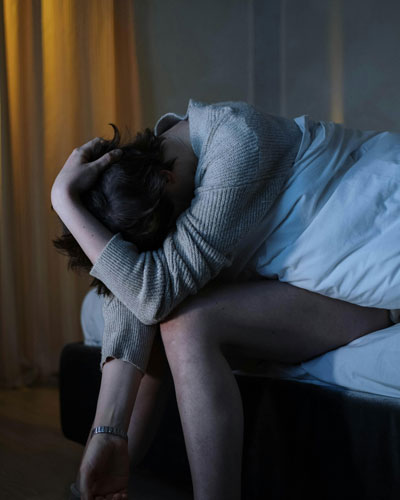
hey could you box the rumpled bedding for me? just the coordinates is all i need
[239,115,400,398]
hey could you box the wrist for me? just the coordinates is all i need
[92,407,130,432]
[51,186,80,212]
[93,358,142,432]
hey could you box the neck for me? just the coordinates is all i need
[162,120,192,150]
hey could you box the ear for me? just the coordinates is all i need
[160,169,175,183]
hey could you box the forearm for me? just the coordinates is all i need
[51,187,119,265]
[93,357,143,432]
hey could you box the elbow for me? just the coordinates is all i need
[134,304,166,326]
[137,313,160,326]
[126,292,174,326]
[137,305,175,326]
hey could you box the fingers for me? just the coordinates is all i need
[77,137,105,156]
[89,149,122,170]
[116,493,128,500]
[114,493,128,500]
[94,491,128,500]
[73,137,122,164]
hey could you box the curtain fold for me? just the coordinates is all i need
[0,0,142,388]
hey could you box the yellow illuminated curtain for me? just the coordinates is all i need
[0,0,142,388]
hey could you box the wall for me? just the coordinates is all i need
[133,0,400,132]
[133,0,251,124]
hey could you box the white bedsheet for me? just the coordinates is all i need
[249,116,400,312]
[235,116,400,398]
[81,288,104,348]
[234,322,400,399]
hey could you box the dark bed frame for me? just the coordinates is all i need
[59,341,400,499]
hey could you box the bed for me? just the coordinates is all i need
[57,289,400,499]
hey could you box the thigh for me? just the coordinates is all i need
[162,279,393,364]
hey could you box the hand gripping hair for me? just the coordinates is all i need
[52,124,177,296]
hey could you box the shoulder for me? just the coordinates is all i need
[189,100,302,189]
[188,99,258,146]
[188,100,260,187]
[188,99,298,160]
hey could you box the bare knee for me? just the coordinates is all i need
[160,308,212,347]
[159,296,221,362]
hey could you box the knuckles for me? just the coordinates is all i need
[72,137,102,156]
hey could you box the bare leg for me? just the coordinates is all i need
[159,279,392,500]
[127,333,173,470]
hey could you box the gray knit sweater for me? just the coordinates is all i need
[89,99,302,373]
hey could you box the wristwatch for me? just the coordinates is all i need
[90,425,128,441]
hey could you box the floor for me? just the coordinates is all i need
[0,383,192,500]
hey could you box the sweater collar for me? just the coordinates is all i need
[153,99,211,160]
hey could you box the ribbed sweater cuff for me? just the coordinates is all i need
[100,296,157,374]
[90,232,136,281]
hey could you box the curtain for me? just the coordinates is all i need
[0,0,142,389]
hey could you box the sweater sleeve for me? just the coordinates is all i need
[100,292,158,373]
[89,104,299,325]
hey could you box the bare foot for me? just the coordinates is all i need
[76,432,130,500]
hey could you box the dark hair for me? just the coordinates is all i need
[52,124,177,297]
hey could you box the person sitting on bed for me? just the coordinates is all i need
[51,99,397,500]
